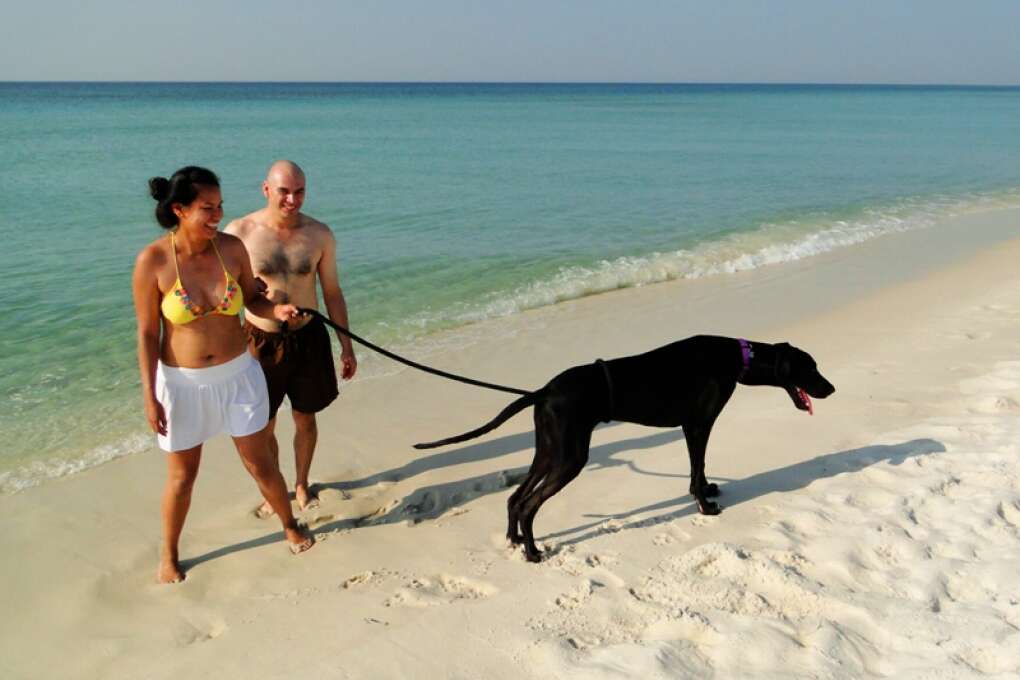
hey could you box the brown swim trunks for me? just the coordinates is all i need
[244,318,339,419]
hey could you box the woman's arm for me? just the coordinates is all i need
[132,245,166,435]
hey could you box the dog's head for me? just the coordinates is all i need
[773,343,835,413]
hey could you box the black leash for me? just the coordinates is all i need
[296,308,530,396]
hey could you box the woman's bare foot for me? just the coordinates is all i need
[285,523,315,555]
[252,500,276,519]
[295,483,319,511]
[157,558,185,584]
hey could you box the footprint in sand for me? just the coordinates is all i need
[653,533,676,546]
[652,526,693,546]
[929,475,966,499]
[548,548,626,589]
[361,498,402,524]
[172,618,228,647]
[383,574,497,608]
[400,491,439,522]
[383,589,434,608]
[690,514,718,528]
[969,395,1020,414]
[341,569,395,590]
[995,500,1020,528]
[554,579,602,610]
[955,645,1017,675]
[318,488,352,502]
[434,506,471,527]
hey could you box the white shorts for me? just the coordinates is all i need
[155,352,270,452]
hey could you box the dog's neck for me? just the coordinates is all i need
[736,339,784,387]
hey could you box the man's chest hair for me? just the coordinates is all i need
[255,243,317,278]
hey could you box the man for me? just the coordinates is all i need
[226,160,357,513]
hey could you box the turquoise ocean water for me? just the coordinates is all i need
[2,82,1020,493]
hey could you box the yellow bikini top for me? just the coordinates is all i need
[161,232,243,325]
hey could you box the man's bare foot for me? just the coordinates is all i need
[286,524,315,555]
[157,559,185,584]
[295,484,319,511]
[252,500,276,519]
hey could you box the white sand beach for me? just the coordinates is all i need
[3,207,1020,679]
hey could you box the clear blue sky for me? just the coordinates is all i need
[2,1,1017,84]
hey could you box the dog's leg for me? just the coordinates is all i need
[514,406,564,556]
[682,423,721,515]
[519,424,592,562]
[507,407,558,545]
[506,483,528,545]
[507,466,547,545]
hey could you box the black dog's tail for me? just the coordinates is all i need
[413,391,541,449]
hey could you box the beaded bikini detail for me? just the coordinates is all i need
[161,232,244,325]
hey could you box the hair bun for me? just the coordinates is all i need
[148,176,170,201]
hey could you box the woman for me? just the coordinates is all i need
[132,166,314,584]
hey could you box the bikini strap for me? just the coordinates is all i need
[169,231,182,279]
[209,234,230,275]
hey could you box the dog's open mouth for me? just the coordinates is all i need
[789,386,814,414]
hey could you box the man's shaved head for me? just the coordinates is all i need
[262,160,307,218]
[266,160,305,184]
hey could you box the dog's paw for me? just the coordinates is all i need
[524,547,544,563]
[697,500,721,516]
[690,483,720,498]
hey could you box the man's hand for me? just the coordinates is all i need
[254,276,269,295]
[341,352,358,380]
[273,304,305,323]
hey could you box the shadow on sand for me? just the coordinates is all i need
[544,437,945,552]
[310,426,689,531]
[182,434,943,571]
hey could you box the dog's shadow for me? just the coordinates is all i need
[316,427,557,494]
[544,437,945,551]
[310,425,684,533]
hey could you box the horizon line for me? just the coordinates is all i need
[2,79,1019,88]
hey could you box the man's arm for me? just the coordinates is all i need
[318,227,357,379]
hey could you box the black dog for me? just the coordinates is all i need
[415,336,835,562]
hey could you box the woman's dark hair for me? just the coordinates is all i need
[148,166,220,229]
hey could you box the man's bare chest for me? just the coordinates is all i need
[251,237,319,279]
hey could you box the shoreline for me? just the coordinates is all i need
[4,197,1020,496]
[3,206,1020,677]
